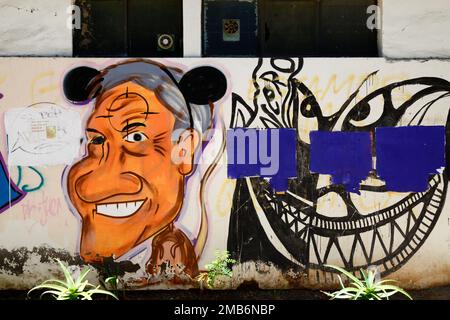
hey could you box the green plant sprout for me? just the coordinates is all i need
[196,250,236,289]
[28,259,118,300]
[322,264,412,300]
[100,275,120,294]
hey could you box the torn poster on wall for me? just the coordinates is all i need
[4,103,82,166]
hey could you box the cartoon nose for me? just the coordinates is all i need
[74,169,143,204]
[72,141,143,203]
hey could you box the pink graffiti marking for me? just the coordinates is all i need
[20,192,66,228]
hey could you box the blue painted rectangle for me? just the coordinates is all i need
[309,131,372,193]
[227,128,297,191]
[376,126,445,192]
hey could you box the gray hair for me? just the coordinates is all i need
[91,60,212,140]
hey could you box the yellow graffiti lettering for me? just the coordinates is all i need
[321,74,356,101]
[216,180,236,217]
[31,71,59,103]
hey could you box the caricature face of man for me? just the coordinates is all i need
[67,81,198,263]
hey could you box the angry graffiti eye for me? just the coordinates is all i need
[91,136,105,145]
[124,132,148,143]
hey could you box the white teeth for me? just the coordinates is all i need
[96,200,145,218]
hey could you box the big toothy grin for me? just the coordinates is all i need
[96,199,146,218]
[250,173,447,276]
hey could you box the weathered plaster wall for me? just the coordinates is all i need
[380,0,450,59]
[0,57,450,290]
[0,0,72,56]
[183,0,202,57]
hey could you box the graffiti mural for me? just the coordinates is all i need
[227,58,450,280]
[0,57,450,289]
[62,59,227,279]
[0,152,26,214]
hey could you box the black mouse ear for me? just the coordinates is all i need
[179,66,227,105]
[63,66,101,104]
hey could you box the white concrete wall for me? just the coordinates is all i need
[0,0,72,56]
[381,0,450,59]
[183,0,202,57]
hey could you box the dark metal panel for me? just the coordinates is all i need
[260,0,317,57]
[258,0,378,57]
[127,0,183,57]
[203,0,258,57]
[73,0,127,57]
[318,0,378,57]
[73,0,183,57]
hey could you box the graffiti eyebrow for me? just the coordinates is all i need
[121,122,146,132]
[142,112,159,115]
[86,128,102,133]
[96,115,113,118]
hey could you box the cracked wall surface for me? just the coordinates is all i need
[0,0,72,56]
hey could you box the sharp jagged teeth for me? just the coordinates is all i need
[351,236,369,265]
[339,234,356,259]
[286,214,294,225]
[326,241,343,264]
[299,211,308,221]
[288,205,295,213]
[369,231,383,262]
[390,221,405,251]
[377,223,390,241]
[309,235,321,265]
[96,200,144,218]
[306,175,444,270]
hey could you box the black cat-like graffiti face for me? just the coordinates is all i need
[230,58,450,277]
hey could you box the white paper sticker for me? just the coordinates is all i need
[5,103,82,166]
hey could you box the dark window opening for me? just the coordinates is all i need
[203,0,378,57]
[73,0,183,57]
[202,0,259,57]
